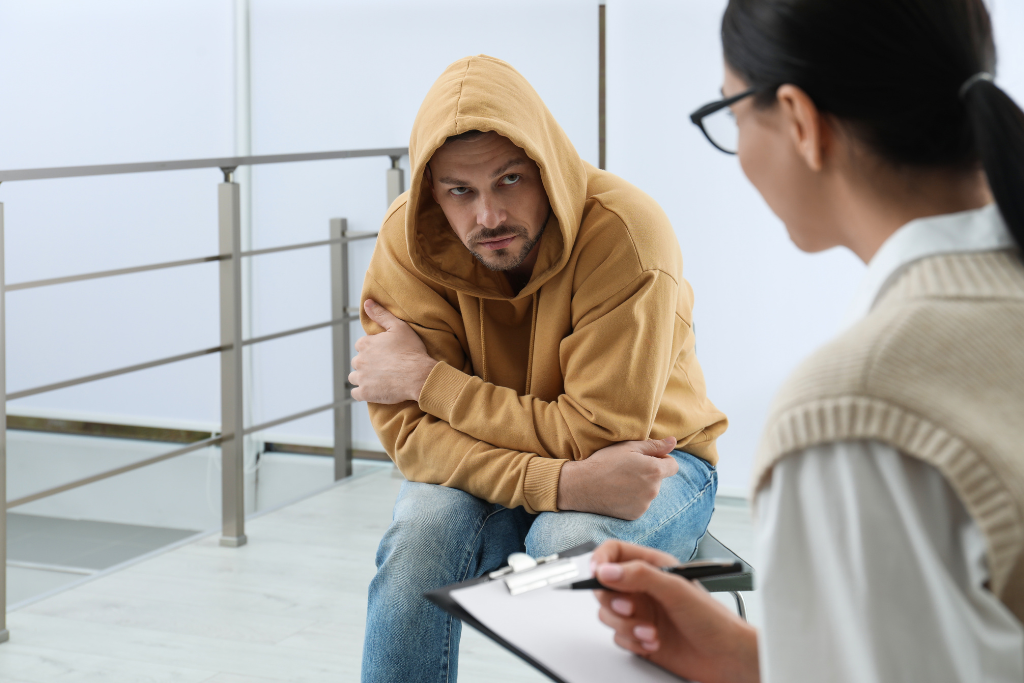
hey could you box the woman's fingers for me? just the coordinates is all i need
[614,632,659,656]
[596,589,660,625]
[599,605,660,650]
[591,539,681,569]
[595,559,709,615]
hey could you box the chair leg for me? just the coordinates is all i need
[730,591,746,621]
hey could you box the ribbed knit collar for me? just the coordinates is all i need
[841,203,1014,327]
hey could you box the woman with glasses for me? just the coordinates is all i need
[590,0,1024,681]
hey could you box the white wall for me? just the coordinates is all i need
[605,1,861,494]
[0,0,233,427]
[606,0,1024,494]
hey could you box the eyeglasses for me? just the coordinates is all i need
[689,87,760,155]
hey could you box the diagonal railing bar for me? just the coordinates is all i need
[243,400,353,437]
[5,254,226,292]
[6,434,225,509]
[339,231,379,243]
[242,316,359,348]
[4,232,380,293]
[0,147,408,183]
[7,345,229,400]
[241,239,337,259]
[240,232,376,259]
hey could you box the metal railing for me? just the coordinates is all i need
[0,146,408,643]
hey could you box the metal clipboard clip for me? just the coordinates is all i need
[488,552,580,596]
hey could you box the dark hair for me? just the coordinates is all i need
[444,129,488,145]
[722,0,1024,253]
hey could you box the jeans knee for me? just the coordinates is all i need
[376,482,490,573]
[524,511,618,558]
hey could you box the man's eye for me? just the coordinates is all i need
[500,174,521,185]
[450,187,470,196]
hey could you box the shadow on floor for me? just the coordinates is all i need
[7,513,199,605]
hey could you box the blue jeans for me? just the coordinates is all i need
[360,450,717,683]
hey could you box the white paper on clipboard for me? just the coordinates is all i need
[449,552,684,683]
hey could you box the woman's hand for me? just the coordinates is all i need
[592,539,760,683]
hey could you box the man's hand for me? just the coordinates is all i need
[349,299,439,404]
[592,540,760,683]
[556,437,679,520]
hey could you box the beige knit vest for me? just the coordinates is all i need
[751,250,1024,621]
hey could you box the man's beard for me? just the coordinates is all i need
[469,221,546,272]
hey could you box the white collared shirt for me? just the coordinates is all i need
[755,205,1024,683]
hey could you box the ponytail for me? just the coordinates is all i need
[964,79,1024,255]
[723,0,1024,257]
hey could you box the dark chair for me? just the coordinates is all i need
[692,532,754,619]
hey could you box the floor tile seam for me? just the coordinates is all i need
[8,613,356,670]
[0,639,225,676]
[75,581,372,607]
[23,595,323,633]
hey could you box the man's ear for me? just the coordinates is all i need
[424,163,439,204]
[776,84,829,172]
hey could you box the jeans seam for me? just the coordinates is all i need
[634,469,716,547]
[443,506,506,683]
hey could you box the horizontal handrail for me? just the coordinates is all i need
[7,345,228,400]
[4,232,380,293]
[0,147,408,183]
[6,433,225,508]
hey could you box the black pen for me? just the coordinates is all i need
[559,559,742,590]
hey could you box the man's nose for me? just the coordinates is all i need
[476,194,505,230]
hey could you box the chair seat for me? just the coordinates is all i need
[692,532,754,593]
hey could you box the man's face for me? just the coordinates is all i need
[428,132,550,273]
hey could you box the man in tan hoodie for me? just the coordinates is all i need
[351,55,727,682]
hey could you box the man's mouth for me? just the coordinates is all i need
[477,235,517,251]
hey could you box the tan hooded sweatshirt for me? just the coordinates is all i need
[360,55,727,514]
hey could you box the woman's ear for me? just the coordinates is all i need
[776,84,829,172]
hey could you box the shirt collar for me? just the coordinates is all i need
[841,203,1015,327]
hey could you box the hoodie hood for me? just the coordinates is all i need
[407,55,588,300]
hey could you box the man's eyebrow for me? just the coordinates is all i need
[435,158,527,186]
[436,175,471,185]
[490,158,527,179]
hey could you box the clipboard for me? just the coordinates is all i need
[424,542,685,683]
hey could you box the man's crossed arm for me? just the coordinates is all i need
[350,298,680,520]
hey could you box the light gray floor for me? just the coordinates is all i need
[2,462,757,682]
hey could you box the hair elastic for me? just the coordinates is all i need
[959,72,994,99]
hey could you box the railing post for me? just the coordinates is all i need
[330,218,353,480]
[0,199,10,644]
[219,169,247,547]
[387,156,405,207]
